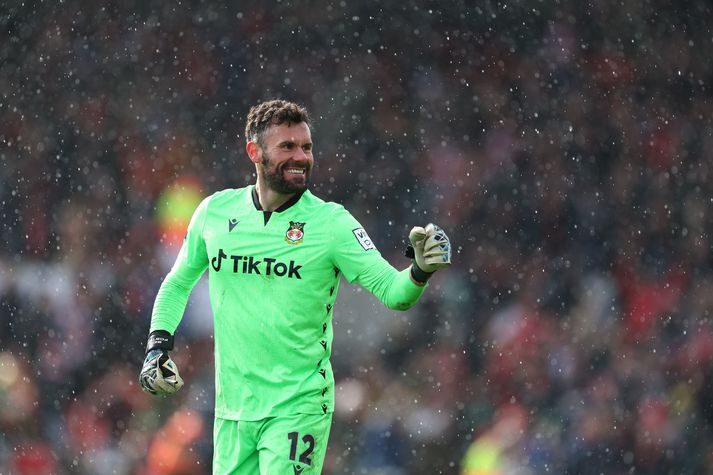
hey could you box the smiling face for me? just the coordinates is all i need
[249,122,314,194]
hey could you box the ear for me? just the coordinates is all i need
[246,141,261,164]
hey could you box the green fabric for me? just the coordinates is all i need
[150,186,426,420]
[213,414,332,475]
[213,418,260,475]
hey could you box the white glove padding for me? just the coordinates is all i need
[139,349,184,396]
[408,223,452,273]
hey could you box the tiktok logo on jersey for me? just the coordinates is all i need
[211,248,302,279]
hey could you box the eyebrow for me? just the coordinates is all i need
[277,140,313,147]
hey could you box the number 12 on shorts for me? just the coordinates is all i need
[288,431,315,466]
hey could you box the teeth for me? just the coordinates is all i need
[285,168,305,174]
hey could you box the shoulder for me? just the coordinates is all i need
[207,186,249,203]
[188,187,250,223]
[200,187,250,210]
[301,190,351,220]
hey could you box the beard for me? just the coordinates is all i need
[260,151,312,194]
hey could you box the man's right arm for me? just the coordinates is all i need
[150,196,211,335]
[140,196,210,396]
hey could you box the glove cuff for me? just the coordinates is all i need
[410,260,434,284]
[146,330,174,353]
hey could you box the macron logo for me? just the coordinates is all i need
[228,219,239,232]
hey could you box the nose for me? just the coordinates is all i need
[293,147,310,163]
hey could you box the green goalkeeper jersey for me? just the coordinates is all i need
[150,185,426,420]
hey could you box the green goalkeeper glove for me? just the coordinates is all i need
[407,223,452,284]
[139,330,184,396]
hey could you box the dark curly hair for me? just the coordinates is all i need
[244,99,311,146]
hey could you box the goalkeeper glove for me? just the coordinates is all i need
[407,223,452,284]
[139,330,184,396]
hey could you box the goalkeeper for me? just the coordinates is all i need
[139,99,452,474]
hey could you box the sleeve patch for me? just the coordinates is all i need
[352,228,376,251]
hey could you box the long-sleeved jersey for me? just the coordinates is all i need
[150,185,426,420]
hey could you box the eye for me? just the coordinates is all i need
[302,144,313,153]
[281,143,295,150]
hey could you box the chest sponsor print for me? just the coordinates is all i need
[210,249,302,279]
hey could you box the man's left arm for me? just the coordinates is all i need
[331,208,452,310]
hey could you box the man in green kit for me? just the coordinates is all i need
[139,99,452,474]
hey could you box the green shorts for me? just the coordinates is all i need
[213,413,332,474]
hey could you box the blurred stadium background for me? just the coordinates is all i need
[2,1,713,474]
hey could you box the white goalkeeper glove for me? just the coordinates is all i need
[139,331,184,396]
[408,223,452,284]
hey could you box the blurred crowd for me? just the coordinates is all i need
[1,1,713,474]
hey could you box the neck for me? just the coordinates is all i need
[254,179,295,212]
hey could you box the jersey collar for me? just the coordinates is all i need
[251,185,305,213]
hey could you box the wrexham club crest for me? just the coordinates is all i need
[285,221,305,245]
